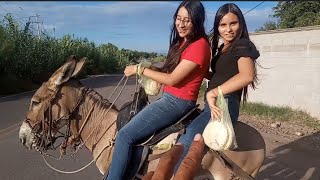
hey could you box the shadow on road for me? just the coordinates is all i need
[257,131,320,180]
[0,74,137,103]
[81,75,137,89]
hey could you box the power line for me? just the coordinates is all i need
[0,4,10,14]
[0,3,52,38]
[0,11,45,37]
[5,2,24,12]
[18,16,33,20]
[4,5,24,21]
[243,1,265,15]
[0,4,26,27]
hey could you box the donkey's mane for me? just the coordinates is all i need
[86,88,119,111]
[68,78,119,111]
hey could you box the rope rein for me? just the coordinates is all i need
[41,75,130,174]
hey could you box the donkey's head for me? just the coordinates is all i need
[19,55,86,150]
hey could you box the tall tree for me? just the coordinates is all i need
[273,1,320,28]
[256,21,278,32]
[256,1,320,31]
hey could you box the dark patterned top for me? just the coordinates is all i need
[207,38,260,97]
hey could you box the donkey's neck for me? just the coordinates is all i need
[73,88,118,153]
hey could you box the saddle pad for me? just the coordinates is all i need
[140,105,201,146]
[116,86,148,131]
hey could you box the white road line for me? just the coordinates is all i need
[0,122,21,137]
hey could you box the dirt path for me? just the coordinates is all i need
[196,101,320,180]
[240,115,320,180]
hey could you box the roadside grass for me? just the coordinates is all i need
[240,102,320,130]
[198,82,320,130]
[0,72,88,96]
[0,73,39,96]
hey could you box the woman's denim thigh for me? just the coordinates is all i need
[176,101,211,171]
[224,93,240,123]
[106,92,195,179]
[120,92,196,143]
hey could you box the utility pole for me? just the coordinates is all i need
[36,13,40,39]
[28,15,37,22]
[29,13,42,39]
[41,21,45,35]
[53,27,55,38]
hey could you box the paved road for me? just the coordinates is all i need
[0,75,159,180]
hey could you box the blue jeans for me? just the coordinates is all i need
[175,93,240,171]
[106,92,196,180]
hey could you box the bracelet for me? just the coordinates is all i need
[137,65,146,76]
[211,88,218,97]
[134,65,138,74]
[141,67,146,75]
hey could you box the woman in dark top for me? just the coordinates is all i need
[175,3,260,170]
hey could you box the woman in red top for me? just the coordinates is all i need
[105,1,211,179]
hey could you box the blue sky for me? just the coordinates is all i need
[0,1,277,54]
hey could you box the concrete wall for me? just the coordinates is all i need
[247,25,320,119]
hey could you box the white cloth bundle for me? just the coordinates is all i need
[137,61,162,96]
[203,86,238,151]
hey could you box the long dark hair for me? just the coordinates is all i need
[209,3,258,103]
[160,1,208,73]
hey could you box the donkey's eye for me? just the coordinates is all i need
[31,100,40,107]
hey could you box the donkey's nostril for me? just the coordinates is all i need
[20,137,26,145]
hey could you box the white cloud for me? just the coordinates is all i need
[0,2,277,52]
[100,2,177,15]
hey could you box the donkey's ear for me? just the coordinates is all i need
[71,57,86,77]
[68,55,77,61]
[48,57,76,90]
